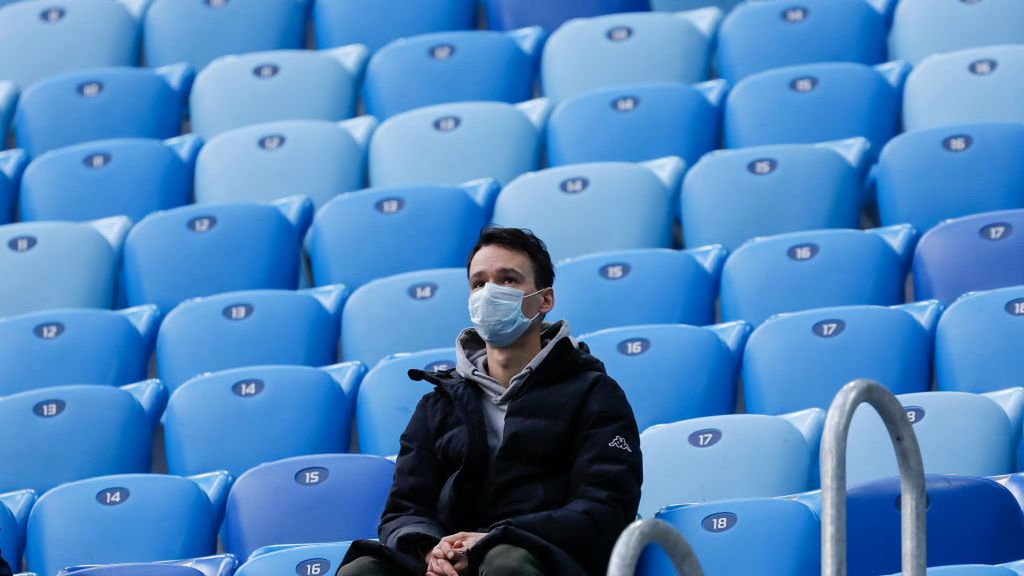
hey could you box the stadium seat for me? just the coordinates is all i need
[890,0,1024,65]
[0,490,35,573]
[368,99,549,187]
[0,217,130,318]
[341,268,468,367]
[580,322,749,431]
[143,0,308,71]
[194,118,374,208]
[0,150,28,225]
[121,197,313,311]
[356,348,453,457]
[20,136,201,223]
[313,0,476,52]
[553,247,726,334]
[363,28,544,119]
[55,555,237,576]
[546,81,726,168]
[0,0,137,89]
[156,286,346,392]
[25,471,230,576]
[541,9,721,102]
[222,454,394,559]
[638,408,823,518]
[492,158,683,262]
[163,363,365,477]
[235,543,352,576]
[936,287,1024,394]
[724,61,909,151]
[682,138,870,251]
[307,179,498,290]
[484,0,649,32]
[189,47,367,139]
[14,65,192,158]
[913,209,1024,305]
[720,225,916,326]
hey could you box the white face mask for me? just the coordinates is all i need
[468,282,544,348]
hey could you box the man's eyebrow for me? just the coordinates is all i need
[496,267,525,278]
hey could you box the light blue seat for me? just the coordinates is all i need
[0,217,130,318]
[368,99,549,187]
[25,471,230,576]
[307,179,498,290]
[143,0,308,71]
[725,61,908,151]
[222,454,394,559]
[682,138,871,251]
[0,150,28,225]
[121,197,313,311]
[0,490,36,573]
[14,65,192,158]
[885,566,1022,576]
[235,542,352,576]
[313,0,476,52]
[651,0,744,12]
[189,47,367,140]
[156,286,346,393]
[720,225,916,326]
[55,555,237,576]
[364,28,544,119]
[743,302,941,415]
[546,81,726,168]
[541,9,722,102]
[20,136,200,223]
[913,209,1024,305]
[356,348,454,456]
[580,323,749,431]
[163,363,364,477]
[483,0,649,32]
[194,118,374,208]
[554,247,726,334]
[492,158,684,262]
[638,409,824,518]
[936,287,1024,394]
[890,0,1024,65]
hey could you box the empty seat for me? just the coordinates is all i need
[55,555,237,576]
[307,179,498,290]
[189,47,367,139]
[222,454,394,559]
[156,286,346,392]
[682,138,870,251]
[0,149,28,225]
[554,247,726,334]
[546,81,726,168]
[884,567,1022,576]
[913,209,1024,305]
[235,542,352,576]
[651,0,744,11]
[492,158,683,262]
[720,225,915,326]
[313,0,476,52]
[541,9,721,102]
[484,0,649,32]
[580,322,749,431]
[20,136,201,223]
[368,99,548,187]
[725,61,908,150]
[0,490,35,573]
[890,0,1024,65]
[364,28,544,119]
[936,287,1024,394]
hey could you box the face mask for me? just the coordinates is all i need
[468,282,544,348]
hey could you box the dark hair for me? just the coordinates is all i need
[467,227,555,289]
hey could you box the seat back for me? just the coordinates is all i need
[483,0,649,32]
[936,286,1024,394]
[235,543,352,576]
[0,150,28,225]
[313,0,476,52]
[0,490,36,572]
[56,555,237,576]
[891,0,1024,65]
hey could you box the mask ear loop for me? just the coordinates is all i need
[523,288,548,321]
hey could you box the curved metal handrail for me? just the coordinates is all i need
[606,519,704,576]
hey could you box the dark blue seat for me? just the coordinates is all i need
[935,286,1024,394]
[483,0,650,32]
[313,0,476,52]
[0,490,35,572]
[0,150,28,225]
[236,542,351,576]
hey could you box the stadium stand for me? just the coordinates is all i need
[54,555,237,576]
[483,0,649,32]
[313,0,477,52]
[936,286,1024,394]
[890,0,1024,65]
[235,542,353,576]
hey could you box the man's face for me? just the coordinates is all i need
[468,244,553,318]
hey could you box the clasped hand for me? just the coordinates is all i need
[424,532,487,576]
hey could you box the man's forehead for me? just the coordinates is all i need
[469,245,533,276]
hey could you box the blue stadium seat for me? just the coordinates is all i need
[638,409,823,518]
[682,138,871,251]
[553,247,726,334]
[0,490,35,573]
[651,0,743,10]
[25,471,230,576]
[890,0,1024,65]
[307,179,498,289]
[0,0,137,89]
[356,348,453,457]
[194,118,373,208]
[163,363,364,477]
[913,209,1024,305]
[720,225,916,326]
[874,123,1024,233]
[364,28,544,119]
[743,302,941,415]
[14,65,192,158]
[236,542,351,576]
[887,568,1020,576]
[156,286,346,392]
[546,81,726,168]
[0,150,28,225]
[221,454,394,559]
[313,0,476,52]
[368,99,549,187]
[341,268,468,367]
[143,0,308,71]
[484,0,649,32]
[0,217,130,318]
[580,322,750,431]
[724,61,909,150]
[189,47,367,139]
[20,136,201,223]
[55,555,237,576]
[936,287,1024,394]
[121,197,313,311]
[541,9,720,102]
[492,158,684,262]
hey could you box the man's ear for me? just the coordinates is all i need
[539,287,555,314]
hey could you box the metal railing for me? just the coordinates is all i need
[606,519,704,576]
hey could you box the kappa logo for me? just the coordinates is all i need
[609,436,632,453]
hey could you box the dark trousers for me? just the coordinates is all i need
[336,544,546,576]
